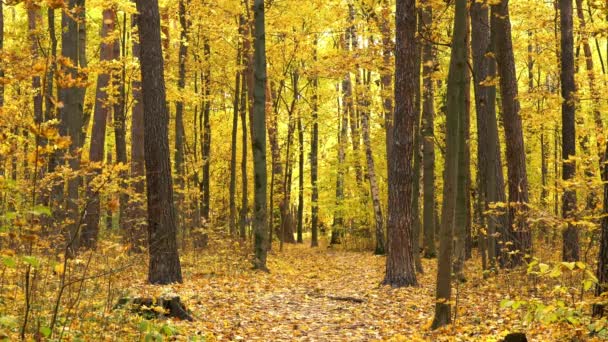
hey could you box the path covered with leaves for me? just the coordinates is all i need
[101,240,582,341]
[0,238,588,341]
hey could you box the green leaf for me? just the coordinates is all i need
[138,321,150,332]
[161,324,175,336]
[500,299,514,308]
[584,279,594,291]
[2,256,16,268]
[0,315,18,328]
[22,256,40,268]
[40,326,52,338]
[29,205,52,217]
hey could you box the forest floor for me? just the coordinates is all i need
[0,236,596,341]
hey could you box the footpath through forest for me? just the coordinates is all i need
[101,239,578,341]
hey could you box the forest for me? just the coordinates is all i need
[1,0,608,340]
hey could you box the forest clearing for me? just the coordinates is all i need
[3,0,608,340]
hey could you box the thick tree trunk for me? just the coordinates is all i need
[421,1,436,259]
[472,1,507,268]
[491,0,531,266]
[560,0,578,261]
[59,0,87,255]
[135,0,183,284]
[252,0,269,270]
[383,0,418,288]
[432,0,466,329]
[82,8,115,249]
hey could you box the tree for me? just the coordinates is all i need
[383,0,418,287]
[470,0,507,269]
[432,0,466,328]
[135,0,183,284]
[310,40,319,248]
[421,0,436,259]
[81,7,116,249]
[491,0,531,266]
[560,0,578,261]
[59,0,87,255]
[252,0,269,271]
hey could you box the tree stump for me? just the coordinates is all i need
[114,296,193,321]
[502,333,527,342]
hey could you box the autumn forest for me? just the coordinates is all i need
[1,0,608,340]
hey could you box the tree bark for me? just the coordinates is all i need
[59,0,87,255]
[491,0,531,266]
[135,0,183,284]
[383,0,418,288]
[230,36,241,236]
[252,0,269,271]
[432,0,466,329]
[82,8,116,249]
[129,12,146,252]
[310,40,319,248]
[560,0,578,261]
[421,1,436,259]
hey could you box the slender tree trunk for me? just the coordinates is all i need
[239,15,249,239]
[560,0,578,261]
[360,71,385,255]
[310,41,319,247]
[201,39,211,222]
[82,8,115,249]
[174,0,189,187]
[432,0,466,328]
[230,39,241,236]
[421,1,436,259]
[594,142,608,316]
[297,93,304,243]
[252,0,269,271]
[129,12,146,252]
[383,0,418,288]
[491,0,531,266]
[135,0,183,284]
[332,76,349,245]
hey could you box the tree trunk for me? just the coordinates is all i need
[201,39,211,223]
[239,15,249,240]
[82,8,115,249]
[594,142,608,316]
[230,37,241,236]
[297,99,304,243]
[129,12,146,252]
[491,0,531,266]
[252,0,269,271]
[361,72,385,255]
[173,0,188,234]
[560,0,578,261]
[421,1,436,259]
[310,41,319,248]
[59,0,87,255]
[383,0,418,288]
[332,76,349,245]
[432,0,466,329]
[471,0,505,268]
[135,0,183,284]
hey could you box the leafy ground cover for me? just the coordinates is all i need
[0,237,599,341]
